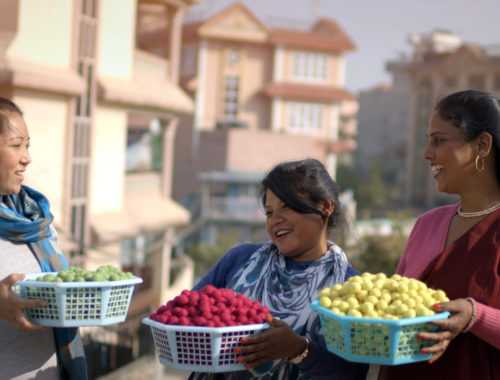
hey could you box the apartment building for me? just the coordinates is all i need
[355,71,411,203]
[166,2,357,245]
[0,0,198,375]
[388,30,500,210]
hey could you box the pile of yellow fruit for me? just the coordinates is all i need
[318,272,449,320]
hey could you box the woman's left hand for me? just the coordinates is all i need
[417,298,473,363]
[235,314,307,370]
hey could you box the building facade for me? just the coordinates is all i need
[163,2,357,244]
[389,30,500,210]
[0,0,198,375]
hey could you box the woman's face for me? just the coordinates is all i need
[423,111,475,194]
[0,112,31,195]
[264,189,329,262]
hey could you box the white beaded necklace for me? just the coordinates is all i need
[457,203,500,218]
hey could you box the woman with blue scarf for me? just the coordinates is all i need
[0,97,87,379]
[190,159,368,380]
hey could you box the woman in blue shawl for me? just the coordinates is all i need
[190,158,368,380]
[0,97,87,379]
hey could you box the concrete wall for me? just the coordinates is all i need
[15,91,69,223]
[91,106,127,213]
[8,0,73,68]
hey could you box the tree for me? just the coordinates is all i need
[346,221,409,276]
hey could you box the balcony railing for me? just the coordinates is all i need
[203,196,265,224]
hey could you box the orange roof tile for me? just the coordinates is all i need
[262,82,355,102]
[270,18,356,53]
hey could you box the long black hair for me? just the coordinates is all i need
[434,90,500,183]
[260,158,342,231]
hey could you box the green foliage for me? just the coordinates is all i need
[347,222,410,276]
[337,162,400,218]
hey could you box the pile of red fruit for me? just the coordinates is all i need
[149,285,270,327]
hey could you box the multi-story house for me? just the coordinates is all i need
[168,2,357,245]
[0,0,198,375]
[355,70,411,206]
[389,30,500,210]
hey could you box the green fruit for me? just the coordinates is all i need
[43,274,56,282]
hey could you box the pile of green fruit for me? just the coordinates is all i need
[35,265,135,283]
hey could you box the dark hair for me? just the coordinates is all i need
[434,90,500,183]
[0,97,23,134]
[260,158,342,230]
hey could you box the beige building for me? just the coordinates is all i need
[160,2,357,244]
[389,30,500,210]
[0,0,198,373]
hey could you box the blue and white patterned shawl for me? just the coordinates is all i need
[0,185,87,380]
[191,240,348,380]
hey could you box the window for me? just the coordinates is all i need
[293,52,327,81]
[288,102,323,132]
[223,75,239,121]
[126,119,163,173]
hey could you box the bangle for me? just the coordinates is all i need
[287,337,309,365]
[462,297,476,333]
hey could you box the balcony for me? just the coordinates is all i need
[202,196,265,224]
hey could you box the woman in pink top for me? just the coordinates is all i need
[380,90,500,380]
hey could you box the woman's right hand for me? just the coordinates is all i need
[0,274,46,331]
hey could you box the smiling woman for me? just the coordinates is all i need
[190,158,368,380]
[0,97,87,380]
[380,90,500,380]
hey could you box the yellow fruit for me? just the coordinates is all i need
[316,272,448,320]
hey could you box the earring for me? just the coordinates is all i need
[475,156,485,173]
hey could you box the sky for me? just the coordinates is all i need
[184,0,500,94]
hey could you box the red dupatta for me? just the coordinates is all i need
[381,209,500,380]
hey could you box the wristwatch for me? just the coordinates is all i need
[288,337,310,365]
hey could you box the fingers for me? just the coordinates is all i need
[14,313,44,331]
[1,273,25,288]
[266,314,284,328]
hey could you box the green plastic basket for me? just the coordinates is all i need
[143,317,268,372]
[311,300,450,365]
[14,272,142,327]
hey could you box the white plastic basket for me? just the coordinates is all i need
[143,317,269,372]
[14,272,142,327]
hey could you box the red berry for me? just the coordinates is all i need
[168,316,180,325]
[156,305,167,314]
[175,295,189,306]
[158,314,169,324]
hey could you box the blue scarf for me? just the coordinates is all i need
[0,185,87,380]
[192,241,348,380]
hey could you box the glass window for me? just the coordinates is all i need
[126,120,163,173]
[292,52,327,81]
[223,75,239,121]
[288,102,323,132]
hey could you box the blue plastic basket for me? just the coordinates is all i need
[143,317,269,372]
[311,300,450,365]
[14,272,142,327]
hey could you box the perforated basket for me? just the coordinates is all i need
[311,300,450,365]
[14,272,142,327]
[143,317,268,372]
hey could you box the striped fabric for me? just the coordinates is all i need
[0,185,87,380]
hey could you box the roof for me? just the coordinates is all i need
[261,82,355,102]
[182,2,355,53]
[270,18,356,53]
[97,75,194,114]
[91,195,190,244]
